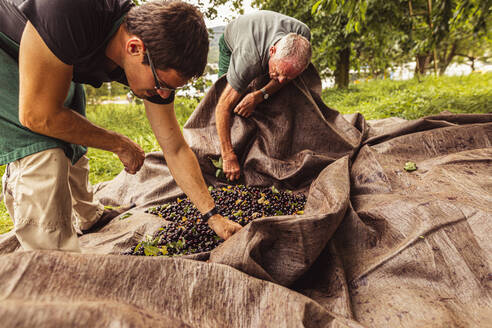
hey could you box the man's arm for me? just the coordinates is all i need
[144,99,242,240]
[216,79,285,180]
[18,22,144,173]
[233,78,283,118]
[215,83,244,181]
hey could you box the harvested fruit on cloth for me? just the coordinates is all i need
[124,185,306,257]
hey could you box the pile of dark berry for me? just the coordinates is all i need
[124,185,306,257]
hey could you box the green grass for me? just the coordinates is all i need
[86,103,157,184]
[85,97,199,185]
[0,73,490,234]
[322,72,492,120]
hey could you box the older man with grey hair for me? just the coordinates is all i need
[215,10,312,181]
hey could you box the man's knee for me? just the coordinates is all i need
[7,148,79,251]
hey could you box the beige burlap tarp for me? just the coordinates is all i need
[0,67,490,327]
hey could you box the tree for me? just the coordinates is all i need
[313,0,490,79]
[404,0,490,76]
[434,0,491,74]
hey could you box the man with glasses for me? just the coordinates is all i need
[0,0,241,252]
[215,11,312,181]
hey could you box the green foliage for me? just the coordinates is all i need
[312,0,369,34]
[322,72,492,120]
[133,234,188,256]
[210,156,223,169]
[198,0,246,22]
[85,82,131,104]
[210,156,227,180]
[308,0,490,80]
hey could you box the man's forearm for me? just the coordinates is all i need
[216,104,235,157]
[215,84,243,159]
[164,145,215,213]
[21,105,129,153]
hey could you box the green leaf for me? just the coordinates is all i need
[208,185,214,192]
[404,161,417,171]
[210,157,223,169]
[133,242,142,254]
[354,21,360,34]
[119,212,133,220]
[328,0,337,14]
[143,245,161,256]
[176,238,186,250]
[271,185,280,194]
[311,0,323,15]
[216,168,223,178]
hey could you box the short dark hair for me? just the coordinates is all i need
[125,1,209,79]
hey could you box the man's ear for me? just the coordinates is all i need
[269,45,276,56]
[126,37,144,57]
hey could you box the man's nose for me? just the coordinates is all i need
[278,76,287,84]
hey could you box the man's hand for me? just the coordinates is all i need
[208,215,242,240]
[223,152,240,181]
[233,91,262,118]
[115,137,145,174]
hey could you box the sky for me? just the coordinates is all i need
[188,0,257,27]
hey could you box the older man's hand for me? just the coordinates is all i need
[208,215,242,240]
[234,91,262,118]
[223,152,241,181]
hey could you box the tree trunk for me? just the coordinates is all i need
[426,0,438,75]
[335,46,350,89]
[439,42,457,75]
[415,54,430,77]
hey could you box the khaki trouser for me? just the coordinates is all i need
[2,148,104,252]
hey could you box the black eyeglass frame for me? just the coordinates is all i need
[146,49,181,93]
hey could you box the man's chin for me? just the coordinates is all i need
[131,90,149,99]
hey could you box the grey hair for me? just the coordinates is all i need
[273,33,312,71]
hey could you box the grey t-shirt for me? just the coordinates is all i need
[224,10,310,93]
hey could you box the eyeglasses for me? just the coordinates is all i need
[146,49,179,93]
